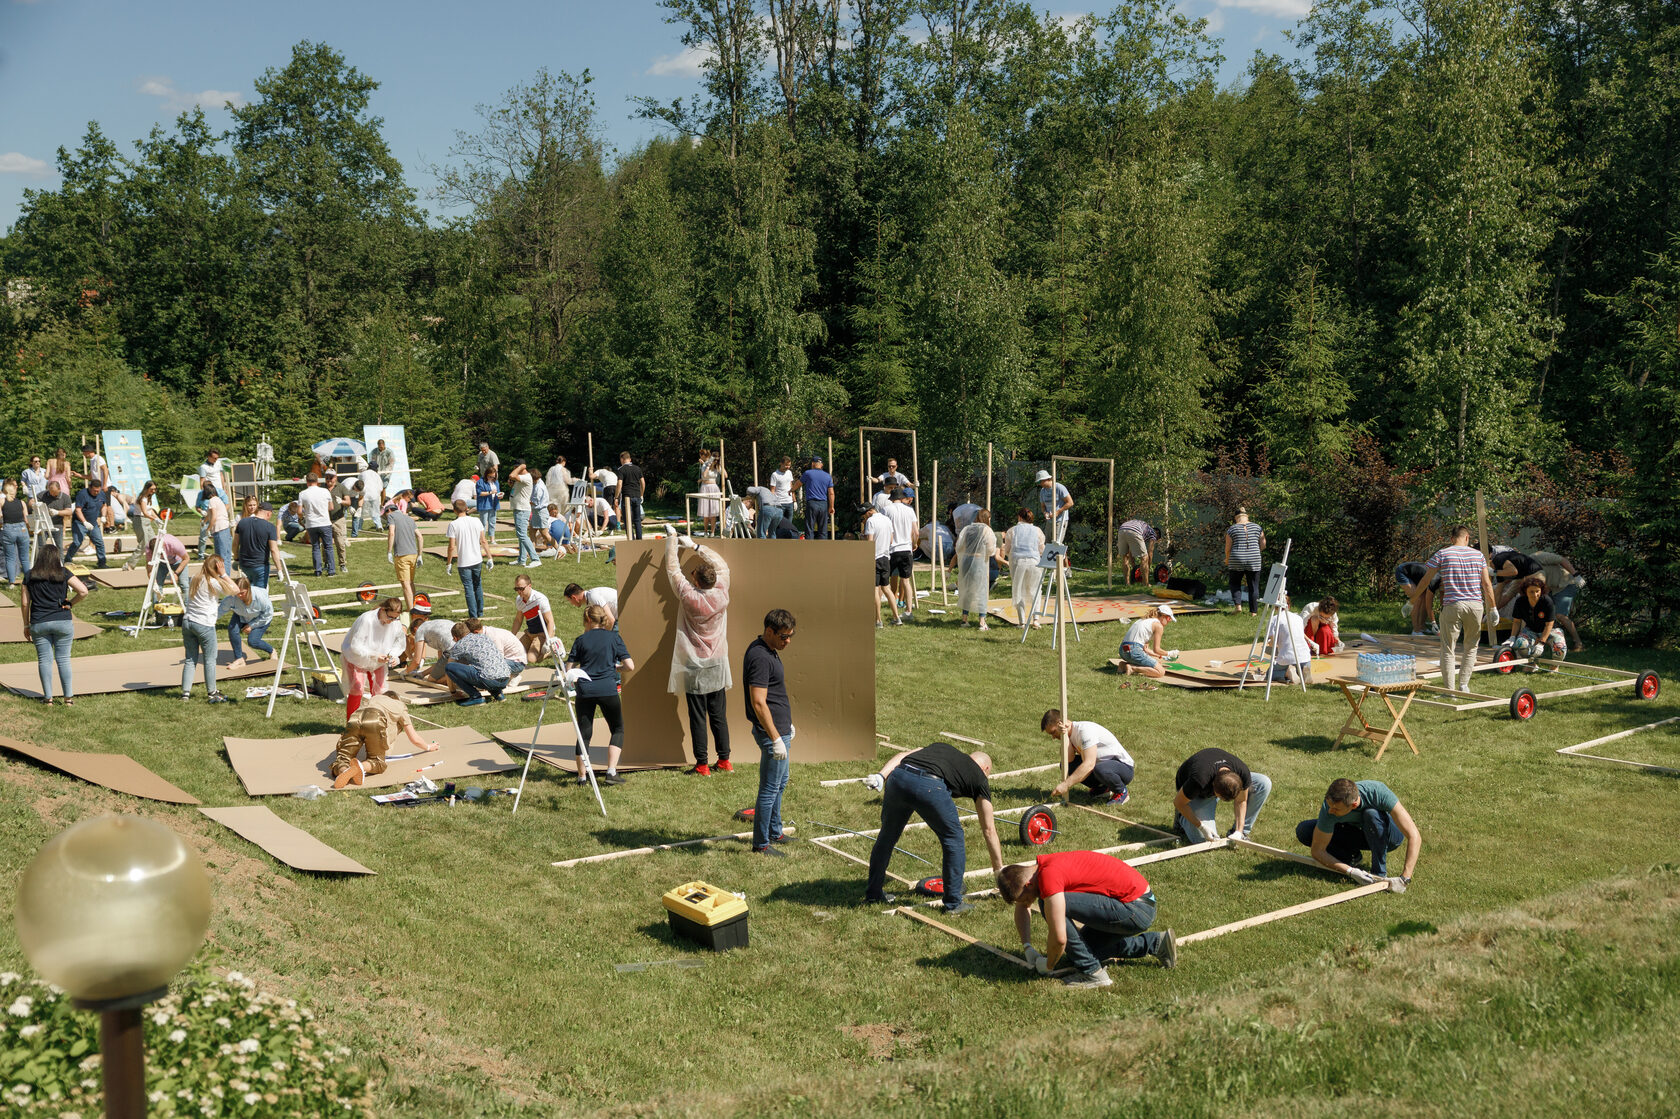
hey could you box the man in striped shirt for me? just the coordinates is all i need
[1119,518,1157,586]
[1417,526,1496,692]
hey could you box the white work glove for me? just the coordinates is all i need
[1346,867,1377,885]
[1165,649,1182,661]
[447,562,455,575]
[1485,607,1500,626]
[416,553,423,566]
[679,535,696,550]
[547,636,564,656]
[862,773,884,792]
[1022,945,1050,975]
[771,738,788,760]
[1200,821,1220,842]
[1386,876,1408,894]
[387,551,394,564]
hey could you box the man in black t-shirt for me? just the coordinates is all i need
[1491,547,1543,608]
[862,742,1006,914]
[616,452,646,541]
[1173,747,1272,845]
[745,609,797,854]
[234,502,282,589]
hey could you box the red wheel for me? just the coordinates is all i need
[1154,563,1172,585]
[1636,671,1661,700]
[1019,805,1059,846]
[1131,566,1145,583]
[1510,688,1537,720]
[1495,647,1516,675]
[357,582,377,603]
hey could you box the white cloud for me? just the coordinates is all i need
[138,76,247,113]
[0,152,52,176]
[1216,0,1310,17]
[646,47,710,78]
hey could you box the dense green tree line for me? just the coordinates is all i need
[1,3,1676,631]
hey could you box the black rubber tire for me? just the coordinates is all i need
[1510,688,1538,721]
[1019,805,1058,846]
[1636,671,1661,700]
[1495,647,1516,675]
[915,876,944,897]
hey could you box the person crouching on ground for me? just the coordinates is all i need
[1299,596,1342,656]
[341,597,407,716]
[332,694,439,788]
[1118,604,1175,679]
[1041,710,1135,806]
[1000,851,1177,990]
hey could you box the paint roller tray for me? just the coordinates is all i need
[662,880,750,951]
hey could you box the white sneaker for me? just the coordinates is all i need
[526,559,543,568]
[1060,967,1113,989]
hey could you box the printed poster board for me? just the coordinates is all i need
[101,429,152,495]
[363,425,412,494]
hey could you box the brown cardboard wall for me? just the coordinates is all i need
[614,538,877,765]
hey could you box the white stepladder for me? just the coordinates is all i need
[27,499,56,560]
[563,479,598,562]
[1020,541,1081,648]
[1238,537,1309,699]
[263,580,338,718]
[129,511,184,637]
[511,609,606,818]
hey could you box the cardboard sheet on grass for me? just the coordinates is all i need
[308,632,532,704]
[200,806,373,874]
[492,719,672,773]
[1125,633,1498,690]
[988,593,1216,626]
[0,610,101,643]
[1,736,200,803]
[223,724,516,796]
[615,538,877,766]
[0,647,274,698]
[87,566,158,590]
[423,545,520,562]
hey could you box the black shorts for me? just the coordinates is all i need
[525,619,545,636]
[874,556,891,587]
[889,551,913,578]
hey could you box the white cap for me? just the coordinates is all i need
[1034,470,1052,483]
[1158,603,1176,620]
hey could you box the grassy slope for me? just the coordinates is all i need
[2,521,1677,1116]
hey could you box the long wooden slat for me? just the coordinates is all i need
[1068,801,1181,839]
[1560,716,1680,754]
[551,826,796,868]
[1127,838,1227,865]
[811,804,1032,843]
[893,906,1033,970]
[1178,881,1392,945]
[958,837,1177,881]
[939,730,987,746]
[807,839,916,885]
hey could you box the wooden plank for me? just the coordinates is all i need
[812,804,1032,843]
[1178,881,1392,945]
[940,730,987,747]
[808,838,916,885]
[552,826,796,867]
[1128,838,1227,866]
[1068,801,1182,840]
[893,906,1034,971]
[1561,716,1680,754]
[989,762,1061,780]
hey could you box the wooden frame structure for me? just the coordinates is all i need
[1051,455,1115,589]
[1555,717,1680,776]
[858,426,920,525]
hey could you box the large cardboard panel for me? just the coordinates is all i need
[0,646,274,698]
[0,737,201,803]
[88,566,157,590]
[615,538,877,766]
[362,425,412,495]
[0,611,101,643]
[491,720,672,772]
[199,806,373,874]
[988,593,1215,626]
[222,724,516,796]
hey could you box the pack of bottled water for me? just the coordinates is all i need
[1357,652,1415,686]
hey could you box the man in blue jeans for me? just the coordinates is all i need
[1000,850,1177,989]
[69,479,110,567]
[862,741,1006,915]
[1173,746,1272,844]
[1296,777,1421,886]
[800,455,834,540]
[745,609,798,854]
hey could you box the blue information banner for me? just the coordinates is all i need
[101,429,152,495]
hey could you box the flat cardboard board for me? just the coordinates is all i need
[0,736,201,803]
[199,806,373,875]
[0,646,274,698]
[1147,633,1499,690]
[615,538,877,766]
[0,610,101,643]
[222,724,516,796]
[423,545,520,561]
[988,593,1215,626]
[88,566,157,590]
[491,720,673,773]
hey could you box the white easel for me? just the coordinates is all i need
[1238,538,1308,699]
[511,613,606,818]
[722,477,754,540]
[1020,541,1081,648]
[264,581,337,717]
[564,480,596,562]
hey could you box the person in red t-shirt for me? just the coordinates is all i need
[999,850,1177,989]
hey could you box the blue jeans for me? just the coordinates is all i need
[229,617,273,660]
[71,520,106,565]
[804,501,829,540]
[458,563,483,617]
[181,620,218,697]
[1179,771,1272,843]
[29,617,75,700]
[868,765,967,908]
[514,510,535,564]
[445,660,507,700]
[239,561,270,590]
[308,526,336,575]
[479,510,496,539]
[625,498,644,540]
[752,727,793,848]
[212,528,232,569]
[1296,809,1404,876]
[757,504,786,539]
[1551,584,1579,617]
[1079,756,1134,796]
[281,514,304,542]
[2,522,29,581]
[1120,641,1157,668]
[1053,891,1164,974]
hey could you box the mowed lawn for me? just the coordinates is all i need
[2,520,1678,1117]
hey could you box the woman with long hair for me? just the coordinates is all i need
[182,554,241,703]
[20,544,89,704]
[340,596,408,717]
[697,449,722,535]
[568,604,635,785]
[122,480,163,571]
[44,448,74,496]
[2,479,31,586]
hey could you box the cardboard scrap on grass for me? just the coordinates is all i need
[1125,633,1499,690]
[0,609,101,643]
[222,724,516,796]
[0,736,201,804]
[87,566,158,590]
[199,806,373,875]
[987,593,1216,627]
[0,646,275,699]
[491,721,675,773]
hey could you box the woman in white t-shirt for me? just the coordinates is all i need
[999,508,1046,628]
[1118,604,1175,680]
[182,555,241,703]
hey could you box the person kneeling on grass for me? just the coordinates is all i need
[568,604,634,785]
[1299,596,1343,656]
[1041,710,1134,806]
[331,694,439,788]
[443,621,512,707]
[1295,778,1420,887]
[1173,747,1271,844]
[1000,851,1177,990]
[1118,604,1176,680]
[219,573,275,666]
[1507,575,1568,662]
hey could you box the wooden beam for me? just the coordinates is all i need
[1557,716,1680,775]
[552,826,796,867]
[893,906,1034,971]
[811,804,1032,842]
[1177,881,1392,945]
[808,838,916,885]
[988,762,1060,780]
[820,751,911,787]
[1127,838,1227,866]
[1068,802,1181,840]
[940,731,987,747]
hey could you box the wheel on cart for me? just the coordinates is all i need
[1635,671,1661,700]
[1154,562,1173,585]
[1019,805,1059,846]
[356,581,378,603]
[915,876,945,897]
[1510,687,1538,721]
[1495,647,1517,675]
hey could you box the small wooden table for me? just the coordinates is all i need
[1328,677,1424,760]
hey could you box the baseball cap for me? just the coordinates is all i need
[258,501,274,512]
[1158,603,1176,621]
[1034,470,1052,483]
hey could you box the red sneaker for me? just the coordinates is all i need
[714,759,734,772]
[687,764,711,776]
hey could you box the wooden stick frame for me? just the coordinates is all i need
[1051,454,1115,590]
[552,825,798,868]
[858,426,919,525]
[1555,717,1680,776]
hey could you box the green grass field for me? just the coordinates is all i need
[3,518,1678,1116]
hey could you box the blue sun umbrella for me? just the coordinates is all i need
[312,437,367,460]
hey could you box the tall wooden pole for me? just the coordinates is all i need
[910,430,921,526]
[866,440,873,500]
[587,433,594,482]
[1107,459,1115,590]
[933,459,947,605]
[1056,551,1071,806]
[858,430,865,506]
[986,442,993,514]
[752,441,759,489]
[1476,489,1495,650]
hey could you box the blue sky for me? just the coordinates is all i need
[0,0,1308,234]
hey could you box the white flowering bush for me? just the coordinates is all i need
[0,967,371,1117]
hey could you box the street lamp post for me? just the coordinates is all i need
[15,815,211,1119]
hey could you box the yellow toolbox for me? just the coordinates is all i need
[661,881,749,951]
